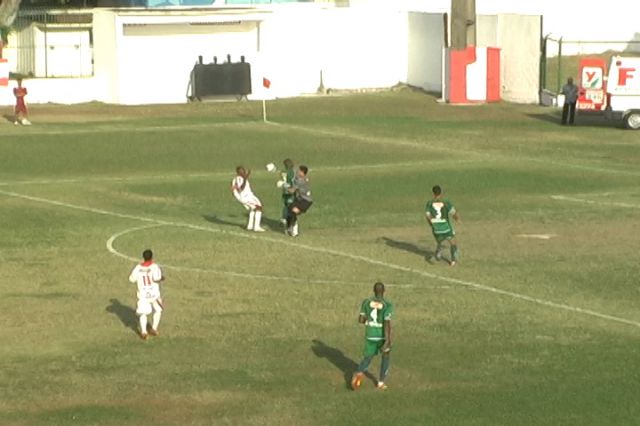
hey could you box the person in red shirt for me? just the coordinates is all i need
[13,79,31,125]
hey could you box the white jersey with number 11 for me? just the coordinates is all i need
[129,261,162,301]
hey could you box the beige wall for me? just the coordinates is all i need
[478,13,541,103]
[0,7,537,105]
[407,12,446,92]
[93,10,119,104]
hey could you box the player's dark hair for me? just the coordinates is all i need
[432,185,442,196]
[299,165,309,175]
[143,249,153,261]
[236,166,244,173]
[373,282,385,296]
[283,158,294,169]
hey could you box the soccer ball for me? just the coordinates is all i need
[265,163,276,172]
[276,180,285,188]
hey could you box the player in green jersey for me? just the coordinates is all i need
[425,185,460,266]
[351,282,393,391]
[280,158,296,225]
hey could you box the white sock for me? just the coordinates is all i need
[247,209,255,229]
[292,223,299,236]
[139,315,148,334]
[253,210,262,229]
[152,311,161,331]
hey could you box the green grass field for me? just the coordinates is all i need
[1,90,640,425]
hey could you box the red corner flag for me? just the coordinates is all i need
[263,77,271,89]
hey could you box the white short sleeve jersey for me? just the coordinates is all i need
[129,261,162,301]
[231,175,252,199]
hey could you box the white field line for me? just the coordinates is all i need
[0,173,224,187]
[273,122,640,177]
[2,187,639,328]
[0,159,478,187]
[5,119,639,177]
[106,223,422,289]
[551,195,640,209]
[516,234,557,240]
[0,121,249,137]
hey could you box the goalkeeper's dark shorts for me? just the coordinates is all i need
[290,198,312,214]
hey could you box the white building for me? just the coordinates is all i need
[0,2,543,105]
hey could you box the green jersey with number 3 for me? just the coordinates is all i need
[426,198,456,235]
[360,297,393,341]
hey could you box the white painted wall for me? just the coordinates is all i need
[477,14,541,103]
[320,8,408,90]
[115,17,260,104]
[1,7,443,105]
[0,77,98,106]
[1,6,540,106]
[92,10,120,104]
[257,8,326,97]
[258,7,414,96]
[391,0,640,43]
[407,12,445,92]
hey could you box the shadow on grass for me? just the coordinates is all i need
[106,298,138,335]
[2,113,16,124]
[202,213,283,232]
[525,112,623,129]
[202,214,244,230]
[381,237,434,260]
[311,339,376,389]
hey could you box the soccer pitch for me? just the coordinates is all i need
[1,91,640,425]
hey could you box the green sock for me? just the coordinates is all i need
[451,245,459,262]
[380,354,390,382]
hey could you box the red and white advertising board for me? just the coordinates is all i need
[445,46,501,104]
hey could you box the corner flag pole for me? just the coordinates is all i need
[262,77,271,123]
[262,98,267,123]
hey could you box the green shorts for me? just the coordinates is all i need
[434,231,455,243]
[363,339,390,357]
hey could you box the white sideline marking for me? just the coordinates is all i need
[1,121,247,137]
[516,234,557,240]
[551,195,640,209]
[0,159,476,188]
[275,122,640,177]
[1,187,639,328]
[106,224,422,288]
[0,172,224,187]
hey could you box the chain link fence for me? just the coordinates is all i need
[541,35,640,95]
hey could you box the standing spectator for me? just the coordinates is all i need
[13,78,31,126]
[561,77,578,125]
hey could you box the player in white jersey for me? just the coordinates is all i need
[129,249,164,340]
[231,166,265,232]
